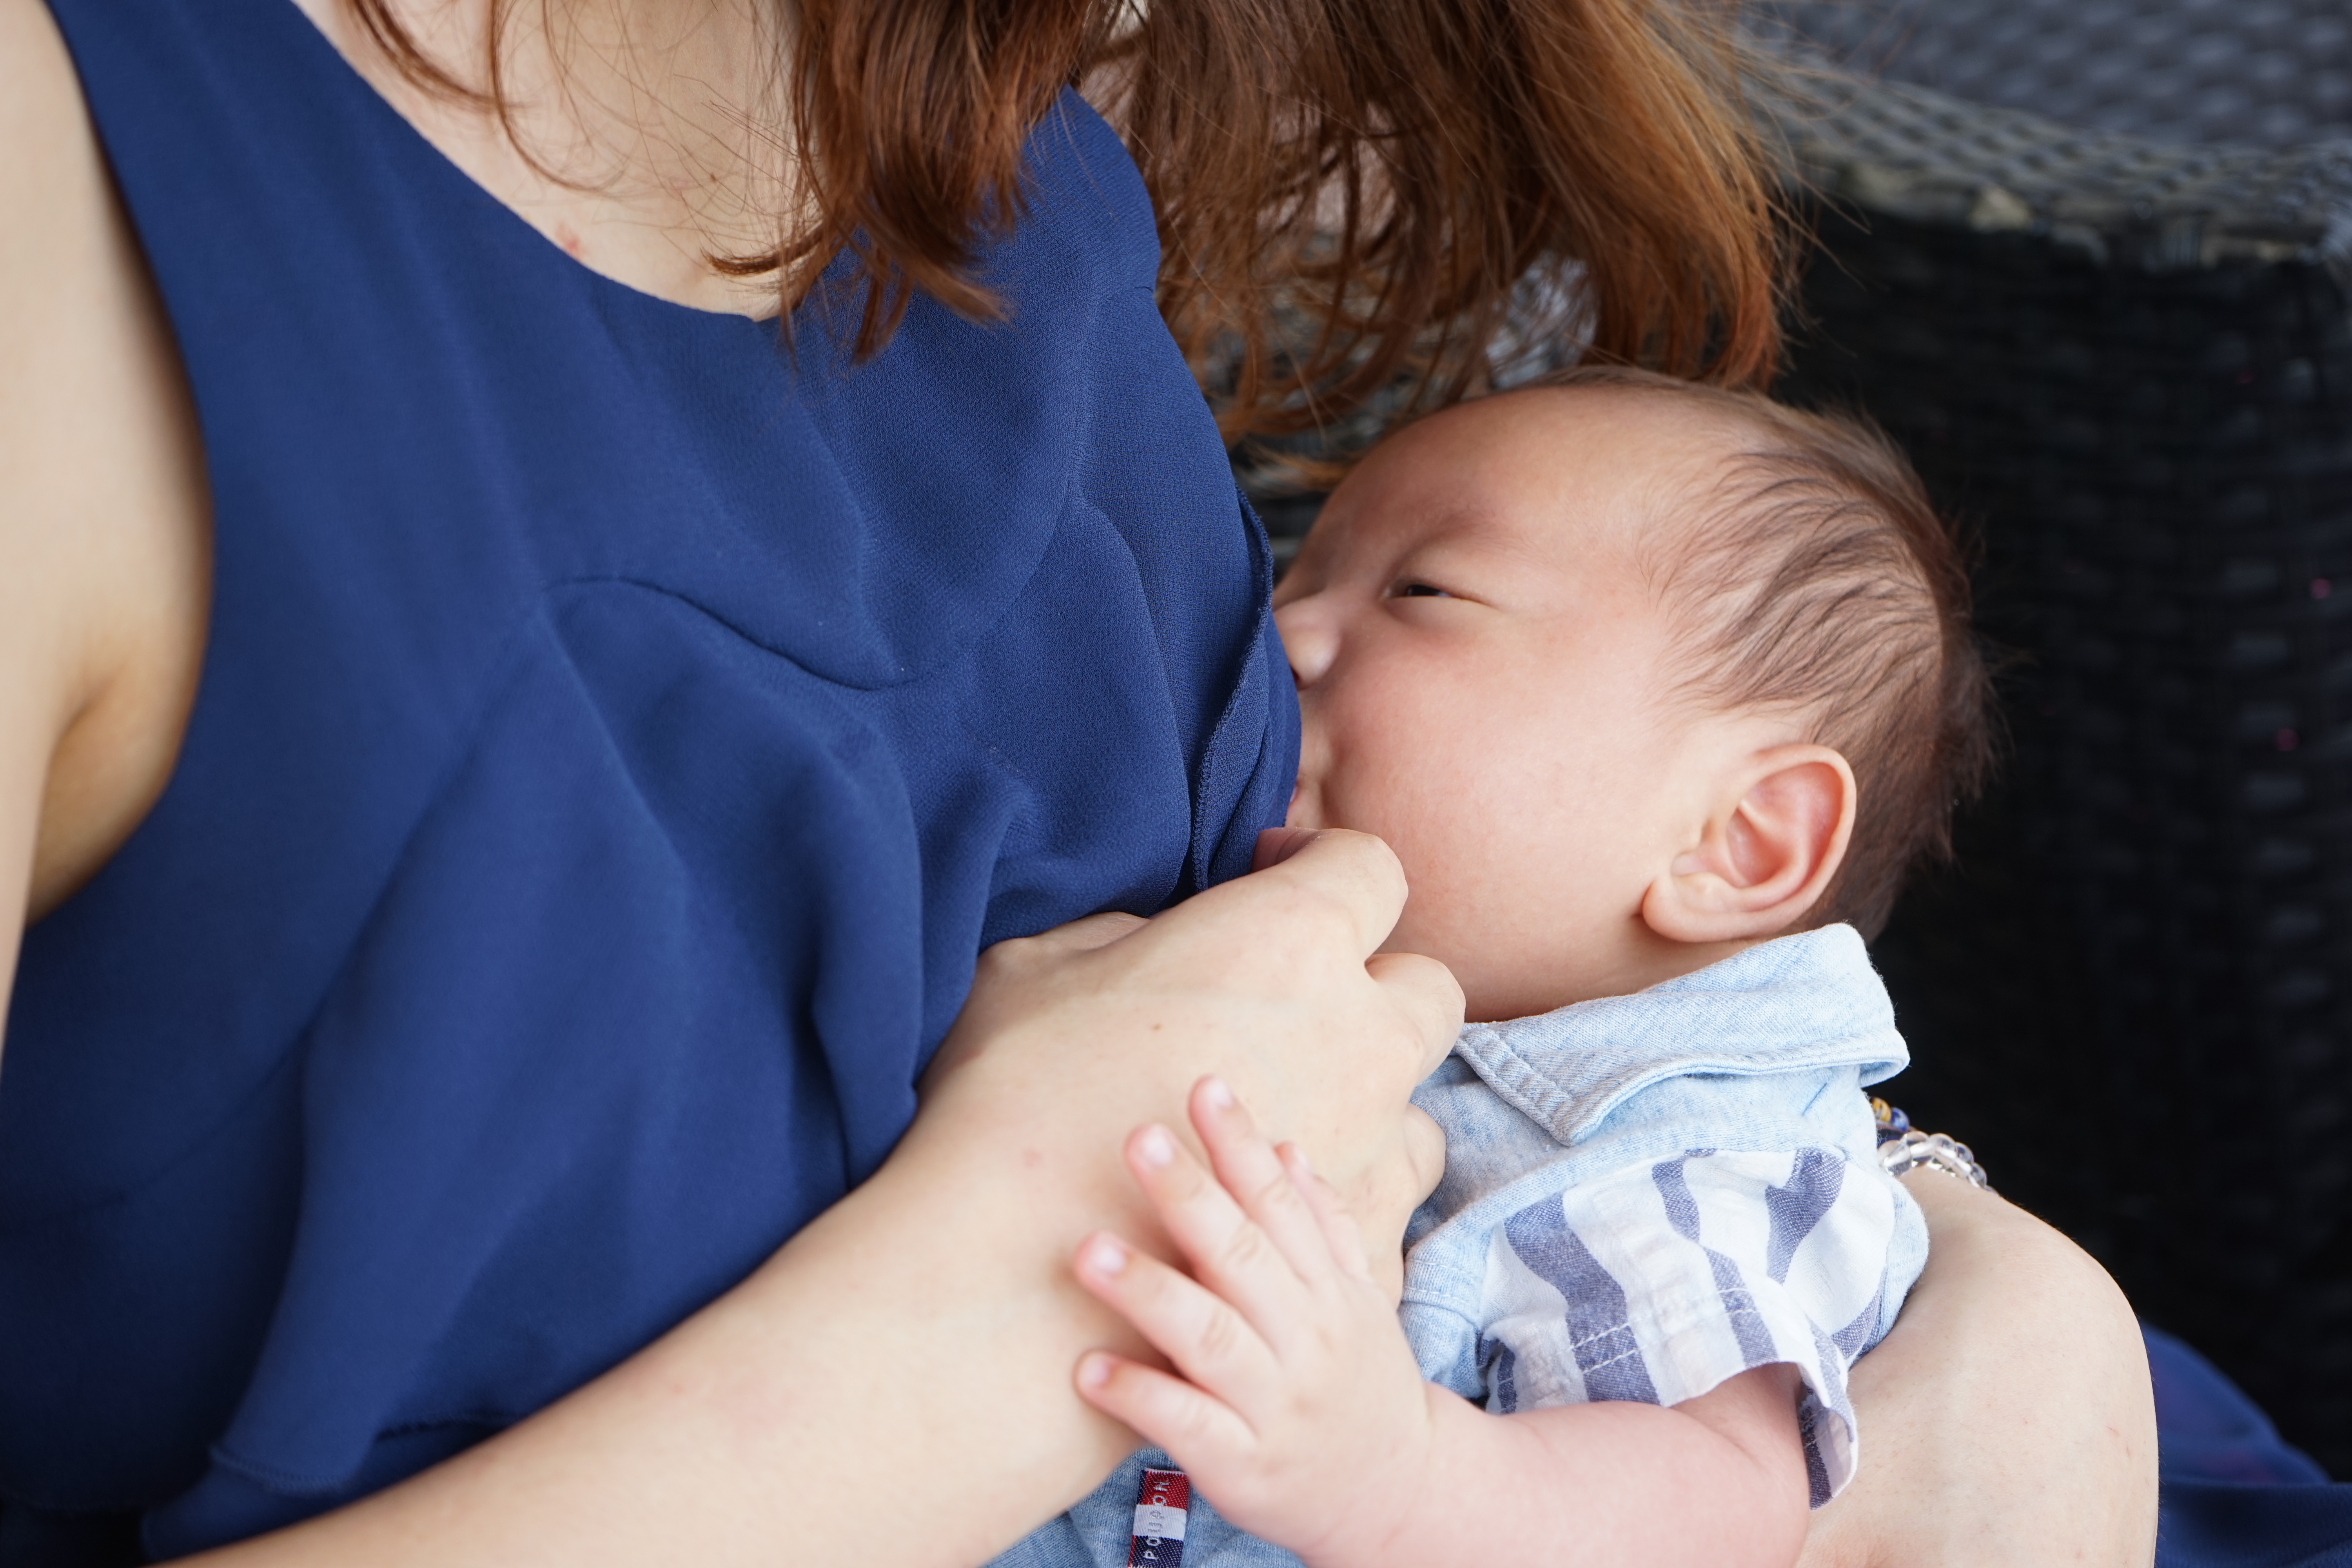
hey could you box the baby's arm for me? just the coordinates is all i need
[1401,1366,1806,1566]
[1072,1079,1811,1568]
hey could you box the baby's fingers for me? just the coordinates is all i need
[1074,1232,1280,1405]
[1122,1115,1314,1334]
[1190,1078,1348,1289]
[1074,1352,1256,1478]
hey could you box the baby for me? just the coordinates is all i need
[995,367,1993,1568]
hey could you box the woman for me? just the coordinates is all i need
[0,0,2153,1562]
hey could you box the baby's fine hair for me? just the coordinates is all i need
[1527,366,1996,939]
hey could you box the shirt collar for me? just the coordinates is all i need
[1450,924,1907,1147]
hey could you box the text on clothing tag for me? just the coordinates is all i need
[1127,1466,1190,1566]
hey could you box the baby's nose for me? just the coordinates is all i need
[1273,596,1340,688]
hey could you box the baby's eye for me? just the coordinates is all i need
[1394,582,1450,599]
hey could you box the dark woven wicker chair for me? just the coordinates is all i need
[1751,4,2352,1477]
[1238,3,2352,1476]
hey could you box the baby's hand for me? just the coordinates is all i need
[1072,1078,1441,1566]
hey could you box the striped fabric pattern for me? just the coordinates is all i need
[1476,1146,1901,1501]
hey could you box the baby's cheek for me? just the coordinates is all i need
[1371,866,1481,975]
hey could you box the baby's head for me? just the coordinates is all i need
[1274,367,1992,1023]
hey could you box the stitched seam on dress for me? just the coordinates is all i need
[205,1411,519,1498]
[0,601,561,1240]
[201,583,866,1494]
[4,577,862,1236]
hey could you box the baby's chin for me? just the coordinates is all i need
[1385,911,1632,1024]
[1291,800,1565,1018]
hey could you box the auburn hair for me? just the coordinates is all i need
[348,0,1787,439]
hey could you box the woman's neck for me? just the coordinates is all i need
[295,0,800,317]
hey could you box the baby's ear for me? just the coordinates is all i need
[1641,744,1856,946]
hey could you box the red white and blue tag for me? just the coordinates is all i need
[1126,1466,1189,1566]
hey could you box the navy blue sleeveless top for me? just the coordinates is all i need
[0,1,1296,1558]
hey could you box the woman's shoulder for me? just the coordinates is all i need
[0,0,210,921]
[1020,88,1164,287]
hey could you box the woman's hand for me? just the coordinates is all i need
[918,826,1457,1287]
[206,828,1461,1568]
[1797,1173,2159,1568]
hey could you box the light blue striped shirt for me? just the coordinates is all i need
[993,925,1927,1568]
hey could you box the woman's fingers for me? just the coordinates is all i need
[1072,1229,1279,1404]
[921,913,1148,1089]
[1073,1352,1255,1472]
[926,826,1462,1321]
[1018,908,1149,957]
[1401,1105,1446,1204]
[1238,827,1410,960]
[1278,1142,1376,1285]
[1363,950,1465,1078]
[980,911,1148,981]
[1331,1109,1448,1303]
[1210,831,1465,1109]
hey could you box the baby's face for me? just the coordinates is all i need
[1274,388,1750,1022]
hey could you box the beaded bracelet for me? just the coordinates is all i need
[1870,1096,1992,1190]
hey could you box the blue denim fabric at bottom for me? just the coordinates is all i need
[991,1448,1299,1568]
[991,926,1926,1568]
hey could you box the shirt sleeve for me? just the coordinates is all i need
[1470,1148,1909,1505]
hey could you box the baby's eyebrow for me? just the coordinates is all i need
[1395,504,1525,557]
[1406,510,1566,575]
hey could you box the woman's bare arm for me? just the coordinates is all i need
[1800,1172,2160,1568]
[0,0,211,1020]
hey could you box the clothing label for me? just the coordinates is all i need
[1127,1467,1190,1565]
